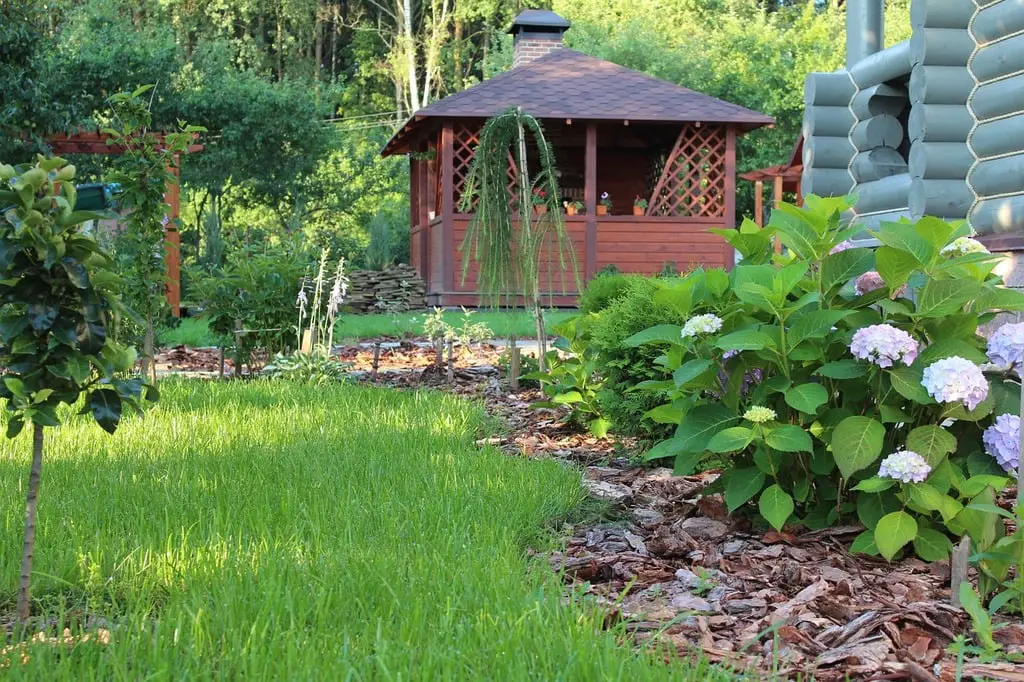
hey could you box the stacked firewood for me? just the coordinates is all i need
[347,264,426,313]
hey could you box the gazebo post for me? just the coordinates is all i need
[414,140,430,285]
[440,123,455,297]
[773,174,784,254]
[754,179,764,227]
[724,127,737,268]
[584,122,598,280]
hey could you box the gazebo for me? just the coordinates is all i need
[382,10,774,306]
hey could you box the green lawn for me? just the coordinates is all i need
[158,309,578,347]
[1,381,740,680]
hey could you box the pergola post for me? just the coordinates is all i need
[724,127,737,269]
[773,174,784,254]
[164,153,182,317]
[441,123,455,294]
[754,179,764,227]
[584,122,598,280]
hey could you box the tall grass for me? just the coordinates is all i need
[1,381,740,680]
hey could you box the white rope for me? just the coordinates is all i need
[845,68,861,215]
[965,0,987,219]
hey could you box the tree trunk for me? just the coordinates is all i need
[534,302,547,373]
[144,309,157,386]
[17,424,44,623]
[314,1,324,81]
[403,0,420,111]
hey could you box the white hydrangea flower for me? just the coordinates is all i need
[941,237,988,258]
[743,406,776,424]
[682,313,723,338]
[878,450,931,483]
[921,356,989,411]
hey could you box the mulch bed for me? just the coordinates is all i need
[155,342,1024,680]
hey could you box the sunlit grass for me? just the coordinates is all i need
[1,380,741,680]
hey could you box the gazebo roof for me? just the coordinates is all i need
[382,49,774,155]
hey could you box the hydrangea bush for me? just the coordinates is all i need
[625,195,1024,561]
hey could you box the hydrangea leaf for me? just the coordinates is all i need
[759,485,794,531]
[906,425,957,467]
[831,416,885,479]
[875,511,918,560]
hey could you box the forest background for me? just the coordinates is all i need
[1,0,911,298]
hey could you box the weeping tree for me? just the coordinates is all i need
[459,107,577,371]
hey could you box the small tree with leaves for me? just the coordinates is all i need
[0,157,155,624]
[103,84,204,383]
[459,107,577,371]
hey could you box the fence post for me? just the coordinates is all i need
[233,319,242,377]
[509,335,520,391]
[372,341,381,382]
[446,338,455,383]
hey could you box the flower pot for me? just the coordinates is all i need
[566,206,577,216]
[633,206,645,216]
[534,205,547,215]
[597,205,608,216]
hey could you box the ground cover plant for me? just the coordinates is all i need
[0,380,744,680]
[625,195,1024,564]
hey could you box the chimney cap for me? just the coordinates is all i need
[508,9,571,35]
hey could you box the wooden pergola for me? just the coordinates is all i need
[740,136,803,228]
[383,14,774,306]
[47,130,203,316]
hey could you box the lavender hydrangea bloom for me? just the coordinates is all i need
[878,450,932,483]
[830,240,855,254]
[987,322,1024,369]
[849,324,919,368]
[921,356,989,410]
[983,413,1020,474]
[682,313,723,338]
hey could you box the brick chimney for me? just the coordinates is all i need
[509,10,571,68]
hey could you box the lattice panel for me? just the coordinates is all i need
[648,125,727,218]
[452,123,479,209]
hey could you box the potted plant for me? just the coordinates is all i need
[532,187,548,215]
[566,200,584,216]
[598,192,612,216]
[633,196,648,216]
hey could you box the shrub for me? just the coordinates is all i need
[578,272,642,314]
[589,276,690,435]
[627,195,1024,562]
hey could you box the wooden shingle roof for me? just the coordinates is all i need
[382,49,774,155]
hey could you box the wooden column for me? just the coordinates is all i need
[723,127,737,270]
[164,153,181,317]
[584,122,597,280]
[773,174,784,253]
[754,179,764,227]
[441,123,455,296]
[417,147,430,285]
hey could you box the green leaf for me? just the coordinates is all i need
[673,450,704,475]
[673,359,714,387]
[957,487,1000,549]
[623,325,684,347]
[642,437,685,462]
[831,416,885,479]
[872,222,935,266]
[787,310,851,348]
[706,426,754,453]
[4,377,26,399]
[643,404,684,424]
[857,492,901,529]
[715,329,776,352]
[821,248,874,291]
[768,208,820,260]
[759,485,794,531]
[913,528,953,562]
[976,286,1024,313]
[725,467,766,512]
[588,418,611,439]
[958,475,1010,498]
[765,424,813,452]
[551,391,583,405]
[852,477,895,493]
[784,383,829,415]
[874,246,919,290]
[875,511,918,560]
[674,404,738,453]
[849,529,879,556]
[28,303,58,332]
[6,416,24,439]
[878,404,911,423]
[89,389,123,434]
[905,425,956,467]
[958,583,1000,653]
[888,365,935,404]
[815,360,868,379]
[916,279,981,318]
[917,338,987,365]
[60,257,89,289]
[914,216,958,250]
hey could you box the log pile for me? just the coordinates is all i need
[347,264,427,313]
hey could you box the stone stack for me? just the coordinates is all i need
[347,264,427,313]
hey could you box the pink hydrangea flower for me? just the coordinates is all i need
[830,240,855,254]
[849,324,918,368]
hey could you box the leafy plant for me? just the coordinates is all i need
[634,196,648,210]
[103,84,204,383]
[578,271,641,314]
[0,157,153,622]
[599,192,612,209]
[626,196,1024,559]
[263,351,350,385]
[526,315,609,438]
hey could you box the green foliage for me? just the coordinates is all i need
[624,196,1019,560]
[188,239,311,355]
[526,315,609,438]
[0,157,153,432]
[588,276,688,436]
[578,272,642,314]
[263,351,350,385]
